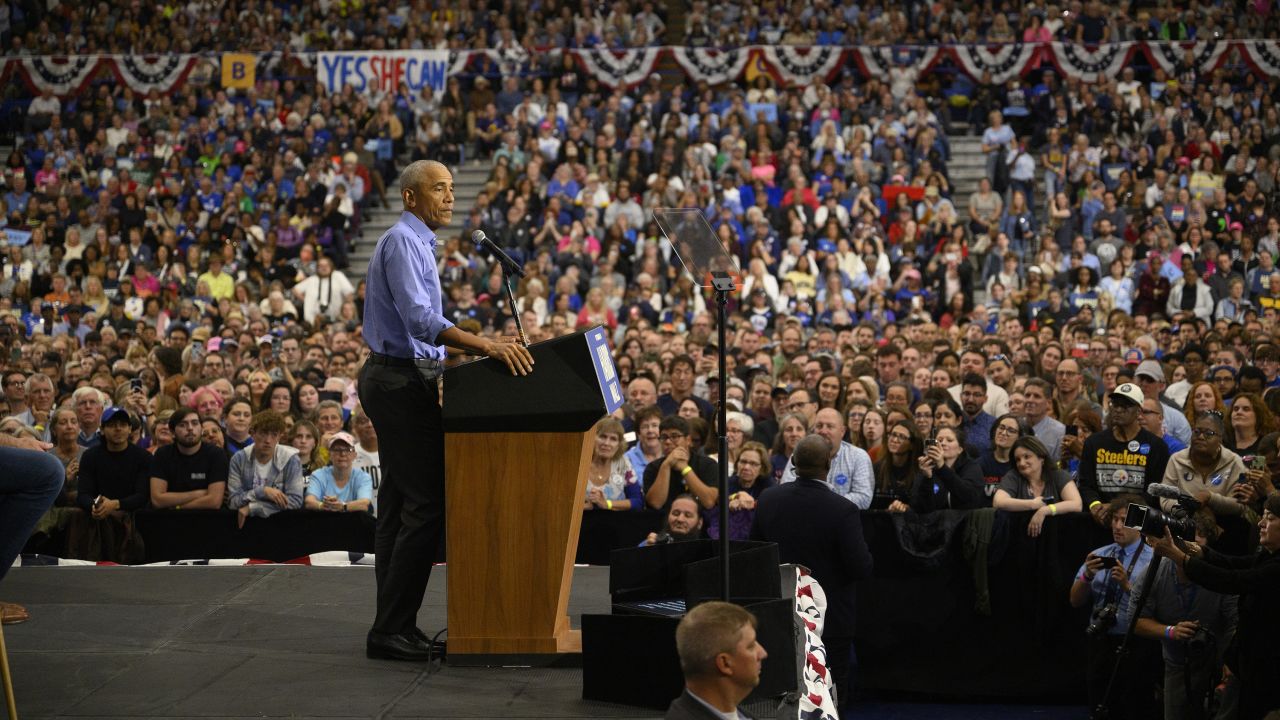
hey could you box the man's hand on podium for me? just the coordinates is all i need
[484,337,535,376]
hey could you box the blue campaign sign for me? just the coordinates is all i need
[317,50,450,96]
[586,327,623,415]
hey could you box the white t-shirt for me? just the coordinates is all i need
[355,444,381,515]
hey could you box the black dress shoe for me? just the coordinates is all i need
[366,631,432,661]
[410,627,447,656]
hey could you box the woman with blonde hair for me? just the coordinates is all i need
[584,417,642,512]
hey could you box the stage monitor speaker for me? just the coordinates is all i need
[608,539,779,604]
[583,561,806,711]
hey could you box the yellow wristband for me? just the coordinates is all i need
[681,466,693,477]
[1049,504,1057,515]
[175,504,182,511]
[606,499,613,510]
[1089,501,1102,509]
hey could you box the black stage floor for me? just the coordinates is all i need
[2,564,663,720]
[2,565,1088,720]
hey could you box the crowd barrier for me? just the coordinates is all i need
[117,506,1133,699]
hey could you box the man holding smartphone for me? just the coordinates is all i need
[69,407,151,561]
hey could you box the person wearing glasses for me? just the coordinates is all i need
[643,416,721,516]
[704,442,773,542]
[305,431,374,515]
[1209,364,1238,403]
[781,408,874,509]
[1160,411,1248,522]
[1140,396,1186,454]
[1077,383,1171,525]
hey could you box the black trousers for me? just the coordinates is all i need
[358,361,445,636]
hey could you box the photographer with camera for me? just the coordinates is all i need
[1070,493,1161,719]
[1134,510,1238,720]
[1148,494,1280,720]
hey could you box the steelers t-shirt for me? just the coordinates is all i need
[1077,429,1170,507]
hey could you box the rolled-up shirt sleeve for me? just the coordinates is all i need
[381,231,454,346]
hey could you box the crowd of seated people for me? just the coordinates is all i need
[2,0,1280,708]
[0,0,1273,56]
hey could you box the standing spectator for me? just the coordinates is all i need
[73,387,106,448]
[150,407,228,511]
[1022,378,1065,462]
[1077,383,1171,525]
[780,408,874,509]
[625,405,664,480]
[351,404,381,514]
[304,431,373,515]
[993,435,1083,536]
[644,416,720,515]
[67,407,150,562]
[584,417,642,512]
[752,434,873,713]
[1159,411,1247,522]
[657,355,714,419]
[293,256,355,325]
[705,442,772,542]
[982,111,1015,192]
[227,410,305,528]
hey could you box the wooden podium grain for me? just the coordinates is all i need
[441,328,620,665]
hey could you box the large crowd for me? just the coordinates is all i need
[3,0,1280,714]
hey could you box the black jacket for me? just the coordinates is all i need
[911,453,985,512]
[1185,546,1280,719]
[664,689,756,720]
[750,477,873,640]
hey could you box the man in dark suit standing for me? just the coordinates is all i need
[751,434,873,713]
[665,601,767,720]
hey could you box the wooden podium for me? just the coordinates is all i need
[442,327,623,664]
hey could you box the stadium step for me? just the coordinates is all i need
[345,164,490,280]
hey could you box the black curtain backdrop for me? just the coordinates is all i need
[125,507,1137,701]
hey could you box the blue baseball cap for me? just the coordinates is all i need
[100,406,131,426]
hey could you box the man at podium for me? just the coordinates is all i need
[358,160,534,661]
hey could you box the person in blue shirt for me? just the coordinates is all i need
[1070,493,1160,719]
[304,431,374,514]
[357,159,533,662]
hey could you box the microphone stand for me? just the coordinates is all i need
[498,261,529,347]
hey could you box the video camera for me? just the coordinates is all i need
[1123,483,1201,542]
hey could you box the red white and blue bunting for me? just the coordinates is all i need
[571,48,662,88]
[850,46,942,79]
[16,55,102,96]
[108,55,200,95]
[1238,41,1280,78]
[951,43,1041,84]
[759,46,847,86]
[670,47,752,86]
[1143,40,1231,76]
[4,42,1280,100]
[1046,41,1137,83]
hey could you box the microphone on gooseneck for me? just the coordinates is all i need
[1146,483,1203,509]
[471,230,526,278]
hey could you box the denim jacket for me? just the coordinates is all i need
[227,444,305,519]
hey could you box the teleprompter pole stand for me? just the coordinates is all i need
[710,270,735,601]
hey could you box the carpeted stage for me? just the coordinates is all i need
[2,565,1086,719]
